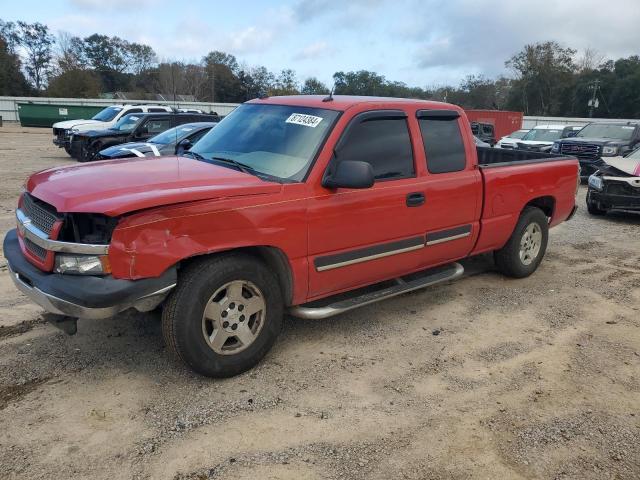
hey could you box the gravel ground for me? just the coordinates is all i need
[0,124,639,480]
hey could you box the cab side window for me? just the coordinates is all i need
[335,112,414,181]
[418,114,466,174]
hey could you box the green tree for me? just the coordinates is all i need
[270,69,299,95]
[46,68,101,98]
[0,36,31,95]
[301,77,329,95]
[16,21,54,90]
[505,41,577,115]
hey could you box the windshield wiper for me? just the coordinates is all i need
[181,150,206,160]
[210,156,262,177]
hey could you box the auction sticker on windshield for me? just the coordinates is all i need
[286,113,323,128]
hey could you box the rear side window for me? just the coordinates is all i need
[336,115,414,181]
[126,108,142,114]
[148,108,168,113]
[419,118,466,174]
[146,118,172,133]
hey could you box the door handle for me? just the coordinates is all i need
[406,192,425,207]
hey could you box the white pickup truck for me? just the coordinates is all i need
[52,105,175,155]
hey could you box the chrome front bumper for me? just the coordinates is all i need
[7,262,174,320]
[4,229,177,320]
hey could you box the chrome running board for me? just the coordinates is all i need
[289,262,464,320]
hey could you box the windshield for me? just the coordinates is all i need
[508,130,528,139]
[190,103,340,181]
[522,128,563,142]
[576,124,635,140]
[150,124,205,144]
[92,106,123,122]
[112,114,142,132]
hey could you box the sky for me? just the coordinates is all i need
[2,0,640,87]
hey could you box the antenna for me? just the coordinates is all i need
[170,62,178,153]
[322,84,335,102]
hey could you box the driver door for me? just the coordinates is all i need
[306,110,429,299]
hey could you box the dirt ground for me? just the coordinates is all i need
[0,123,638,480]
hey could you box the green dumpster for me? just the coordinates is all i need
[17,103,106,127]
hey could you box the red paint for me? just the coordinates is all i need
[465,109,524,139]
[21,96,578,306]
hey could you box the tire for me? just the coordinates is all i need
[64,145,72,155]
[494,207,549,278]
[162,253,283,378]
[586,191,607,216]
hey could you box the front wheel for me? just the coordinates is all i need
[162,254,283,378]
[494,207,549,278]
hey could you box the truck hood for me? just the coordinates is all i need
[517,140,554,146]
[52,119,103,130]
[26,155,282,216]
[602,156,640,176]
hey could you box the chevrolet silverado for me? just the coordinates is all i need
[4,95,580,377]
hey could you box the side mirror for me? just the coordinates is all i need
[176,138,192,155]
[322,160,374,189]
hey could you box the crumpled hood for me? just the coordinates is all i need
[52,119,105,130]
[100,142,167,158]
[603,156,640,176]
[26,155,282,216]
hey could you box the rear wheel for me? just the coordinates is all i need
[494,207,549,278]
[162,254,283,378]
[586,191,607,216]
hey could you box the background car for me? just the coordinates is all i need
[515,124,581,152]
[552,122,640,178]
[586,148,640,215]
[470,121,496,146]
[97,122,217,160]
[496,129,530,149]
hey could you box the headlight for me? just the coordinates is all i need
[551,142,560,153]
[588,174,604,191]
[55,254,111,275]
[602,146,618,156]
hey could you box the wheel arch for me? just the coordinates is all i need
[180,246,294,306]
[524,195,555,219]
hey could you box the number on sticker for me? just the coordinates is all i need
[286,113,323,128]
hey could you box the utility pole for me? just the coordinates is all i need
[588,79,601,118]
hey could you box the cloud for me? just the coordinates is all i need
[293,41,333,61]
[406,0,640,77]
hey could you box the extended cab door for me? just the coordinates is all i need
[306,110,430,298]
[414,109,482,267]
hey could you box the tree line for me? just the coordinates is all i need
[2,19,640,118]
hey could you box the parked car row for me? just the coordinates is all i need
[52,104,219,161]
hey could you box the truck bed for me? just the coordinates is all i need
[477,147,571,168]
[471,147,579,256]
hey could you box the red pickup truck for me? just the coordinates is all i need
[4,96,579,377]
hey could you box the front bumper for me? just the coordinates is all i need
[4,229,177,319]
[588,189,640,211]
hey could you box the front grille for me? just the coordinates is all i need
[21,193,60,235]
[605,181,640,196]
[560,143,600,159]
[53,128,66,141]
[24,237,47,260]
